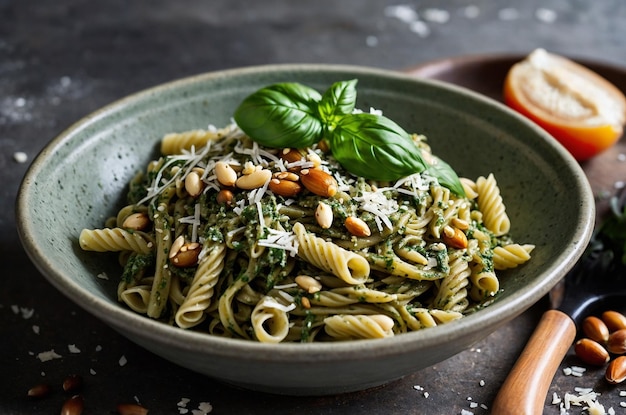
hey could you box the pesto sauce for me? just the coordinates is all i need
[121,252,154,283]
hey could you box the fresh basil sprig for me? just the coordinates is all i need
[233,79,465,196]
[234,83,323,148]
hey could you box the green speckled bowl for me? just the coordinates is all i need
[16,64,594,395]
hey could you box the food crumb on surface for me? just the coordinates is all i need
[96,272,109,280]
[422,8,450,23]
[365,35,378,47]
[95,345,102,352]
[37,349,62,362]
[119,355,128,366]
[89,368,96,375]
[460,410,474,415]
[68,344,81,353]
[462,5,480,19]
[535,8,557,23]
[32,325,40,334]
[479,379,485,387]
[13,151,28,163]
[498,7,519,21]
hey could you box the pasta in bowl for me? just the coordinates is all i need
[79,120,533,342]
[17,64,594,394]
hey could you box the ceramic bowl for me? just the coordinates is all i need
[16,64,594,395]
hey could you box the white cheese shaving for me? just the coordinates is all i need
[260,296,296,312]
[354,189,398,232]
[37,349,62,362]
[257,229,299,257]
[68,344,81,353]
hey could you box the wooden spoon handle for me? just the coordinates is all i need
[491,309,577,415]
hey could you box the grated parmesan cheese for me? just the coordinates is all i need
[37,349,62,362]
[257,228,299,257]
[68,344,81,353]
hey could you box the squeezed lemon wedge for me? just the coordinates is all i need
[504,49,626,160]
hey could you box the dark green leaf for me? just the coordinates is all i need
[234,83,323,148]
[328,113,427,181]
[318,79,358,123]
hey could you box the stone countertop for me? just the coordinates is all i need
[2,1,626,414]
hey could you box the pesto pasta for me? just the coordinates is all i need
[79,123,534,342]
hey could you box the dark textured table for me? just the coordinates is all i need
[3,1,626,414]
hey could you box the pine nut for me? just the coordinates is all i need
[169,235,185,259]
[184,171,204,197]
[345,216,371,237]
[236,169,271,190]
[215,161,237,187]
[116,403,149,415]
[582,316,610,343]
[606,355,626,384]
[269,178,302,197]
[306,151,322,168]
[301,296,311,309]
[442,226,468,249]
[27,383,51,399]
[62,374,83,393]
[274,171,299,182]
[216,189,234,205]
[451,217,470,230]
[315,202,333,229]
[122,212,150,231]
[299,168,338,197]
[61,395,84,415]
[602,310,626,332]
[295,275,322,294]
[171,242,202,268]
[281,148,306,163]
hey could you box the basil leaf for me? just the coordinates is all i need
[318,79,358,123]
[234,83,323,148]
[426,156,466,197]
[328,113,428,181]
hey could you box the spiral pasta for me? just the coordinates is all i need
[79,123,534,343]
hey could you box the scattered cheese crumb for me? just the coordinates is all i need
[95,345,102,352]
[460,410,474,415]
[365,35,378,47]
[479,380,485,387]
[119,355,128,366]
[422,8,450,23]
[68,344,81,353]
[37,350,62,362]
[536,8,557,23]
[463,5,480,19]
[13,151,28,163]
[409,20,430,38]
[32,325,40,334]
[89,368,96,375]
[498,8,519,20]
[96,272,109,280]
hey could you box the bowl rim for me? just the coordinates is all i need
[16,63,595,362]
